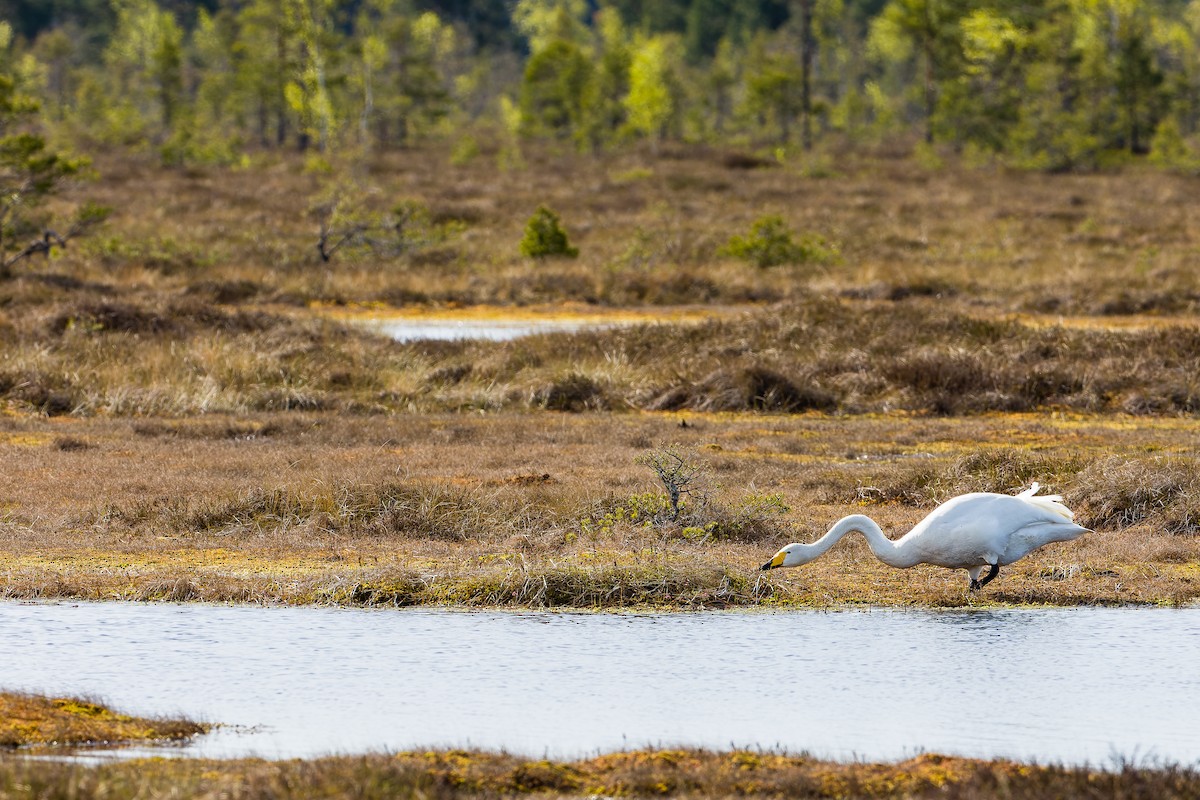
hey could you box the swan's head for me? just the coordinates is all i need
[759,543,815,570]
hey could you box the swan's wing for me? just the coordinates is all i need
[1016,483,1074,520]
[898,494,1015,567]
[899,492,1085,568]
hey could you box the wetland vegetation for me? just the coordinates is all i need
[0,691,204,749]
[4,2,1200,794]
[2,145,1200,609]
[3,747,1200,800]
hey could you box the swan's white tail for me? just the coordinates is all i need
[1017,481,1075,520]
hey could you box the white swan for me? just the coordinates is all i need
[760,483,1089,589]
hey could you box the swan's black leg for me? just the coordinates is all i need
[977,563,1000,588]
[968,579,981,590]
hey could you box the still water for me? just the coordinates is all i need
[1,602,1198,764]
[358,316,627,342]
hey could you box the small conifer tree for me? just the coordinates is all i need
[520,205,578,258]
[0,24,106,278]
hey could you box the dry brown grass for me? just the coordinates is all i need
[0,691,206,748]
[0,748,1197,800]
[4,147,1200,420]
[0,411,1196,608]
[6,292,1200,417]
[12,144,1200,315]
[0,146,1198,608]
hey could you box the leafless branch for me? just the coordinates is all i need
[636,445,711,520]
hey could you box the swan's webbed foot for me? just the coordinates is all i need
[968,564,1000,591]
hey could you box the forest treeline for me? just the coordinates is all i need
[2,0,1200,171]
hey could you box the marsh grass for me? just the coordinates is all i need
[107,479,566,543]
[831,449,1088,507]
[0,749,1198,800]
[0,413,1196,608]
[36,146,1200,317]
[5,147,1200,418]
[1,146,1200,608]
[7,293,1200,417]
[1073,457,1200,534]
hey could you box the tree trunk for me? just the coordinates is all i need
[799,0,814,151]
[923,36,935,144]
[276,26,288,147]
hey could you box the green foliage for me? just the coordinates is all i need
[742,32,803,144]
[356,7,457,147]
[519,38,593,140]
[98,0,185,143]
[13,0,1200,171]
[1149,116,1200,173]
[0,50,97,276]
[579,491,673,535]
[513,0,590,53]
[579,8,631,148]
[519,205,578,259]
[624,33,682,142]
[450,134,480,165]
[720,215,839,268]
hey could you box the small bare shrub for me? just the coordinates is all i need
[602,446,789,543]
[636,445,711,522]
[312,186,460,263]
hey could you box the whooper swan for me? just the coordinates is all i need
[760,483,1089,589]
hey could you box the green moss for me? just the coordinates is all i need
[52,699,117,720]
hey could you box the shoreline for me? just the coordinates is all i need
[3,746,1198,799]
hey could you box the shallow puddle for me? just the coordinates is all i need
[2,603,1198,764]
[362,316,617,341]
[337,306,719,342]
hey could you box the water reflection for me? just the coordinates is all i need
[0,603,1196,765]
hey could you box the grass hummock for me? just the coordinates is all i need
[0,691,207,749]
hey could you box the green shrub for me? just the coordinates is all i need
[1149,117,1200,174]
[450,134,481,166]
[720,215,838,268]
[520,205,578,259]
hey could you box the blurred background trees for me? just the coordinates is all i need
[2,0,1200,170]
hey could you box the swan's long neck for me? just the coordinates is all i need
[801,514,915,568]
